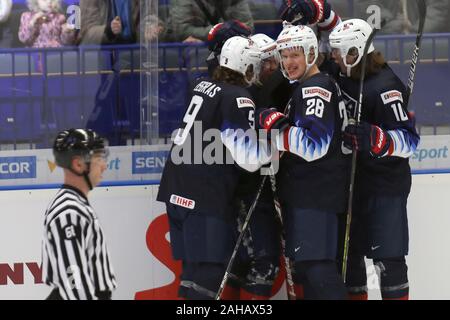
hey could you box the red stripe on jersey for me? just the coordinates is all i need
[284,126,291,151]
[388,136,395,155]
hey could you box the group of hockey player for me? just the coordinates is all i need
[157,0,420,300]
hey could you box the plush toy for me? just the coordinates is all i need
[18,0,76,47]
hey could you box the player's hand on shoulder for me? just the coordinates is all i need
[343,121,392,158]
[257,108,290,132]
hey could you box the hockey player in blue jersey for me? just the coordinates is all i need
[327,19,420,300]
[256,24,350,300]
[223,33,285,300]
[157,36,272,300]
[202,25,284,301]
[281,0,420,301]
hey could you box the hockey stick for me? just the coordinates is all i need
[404,0,426,109]
[216,99,297,299]
[267,172,296,300]
[341,27,378,282]
[267,99,297,300]
[215,169,296,300]
[215,174,268,300]
[341,0,426,282]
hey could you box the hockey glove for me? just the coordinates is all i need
[207,20,252,54]
[257,108,290,132]
[280,0,331,25]
[343,121,393,158]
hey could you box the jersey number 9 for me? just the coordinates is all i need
[174,95,204,145]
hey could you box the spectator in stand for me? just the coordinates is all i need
[170,0,254,43]
[355,0,450,34]
[18,0,76,48]
[79,0,141,45]
[144,14,165,42]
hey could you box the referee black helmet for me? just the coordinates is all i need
[53,128,106,170]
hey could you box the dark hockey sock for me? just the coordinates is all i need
[178,260,192,299]
[292,264,305,299]
[220,271,242,300]
[185,262,226,300]
[374,257,409,300]
[240,258,279,299]
[345,255,368,300]
[295,260,347,300]
[292,267,313,299]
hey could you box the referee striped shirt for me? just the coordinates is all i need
[42,185,117,300]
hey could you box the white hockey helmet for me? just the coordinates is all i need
[220,36,262,86]
[250,33,277,60]
[329,18,375,75]
[276,24,318,81]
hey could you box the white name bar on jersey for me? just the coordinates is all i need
[381,90,404,104]
[236,97,255,109]
[170,194,196,210]
[302,87,332,102]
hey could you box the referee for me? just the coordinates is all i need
[42,129,117,300]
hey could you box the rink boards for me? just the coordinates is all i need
[0,136,450,299]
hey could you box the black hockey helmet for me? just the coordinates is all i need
[53,129,107,190]
[53,128,106,169]
[207,20,252,54]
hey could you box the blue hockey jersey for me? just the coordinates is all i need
[324,62,420,196]
[274,72,350,213]
[157,79,270,220]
